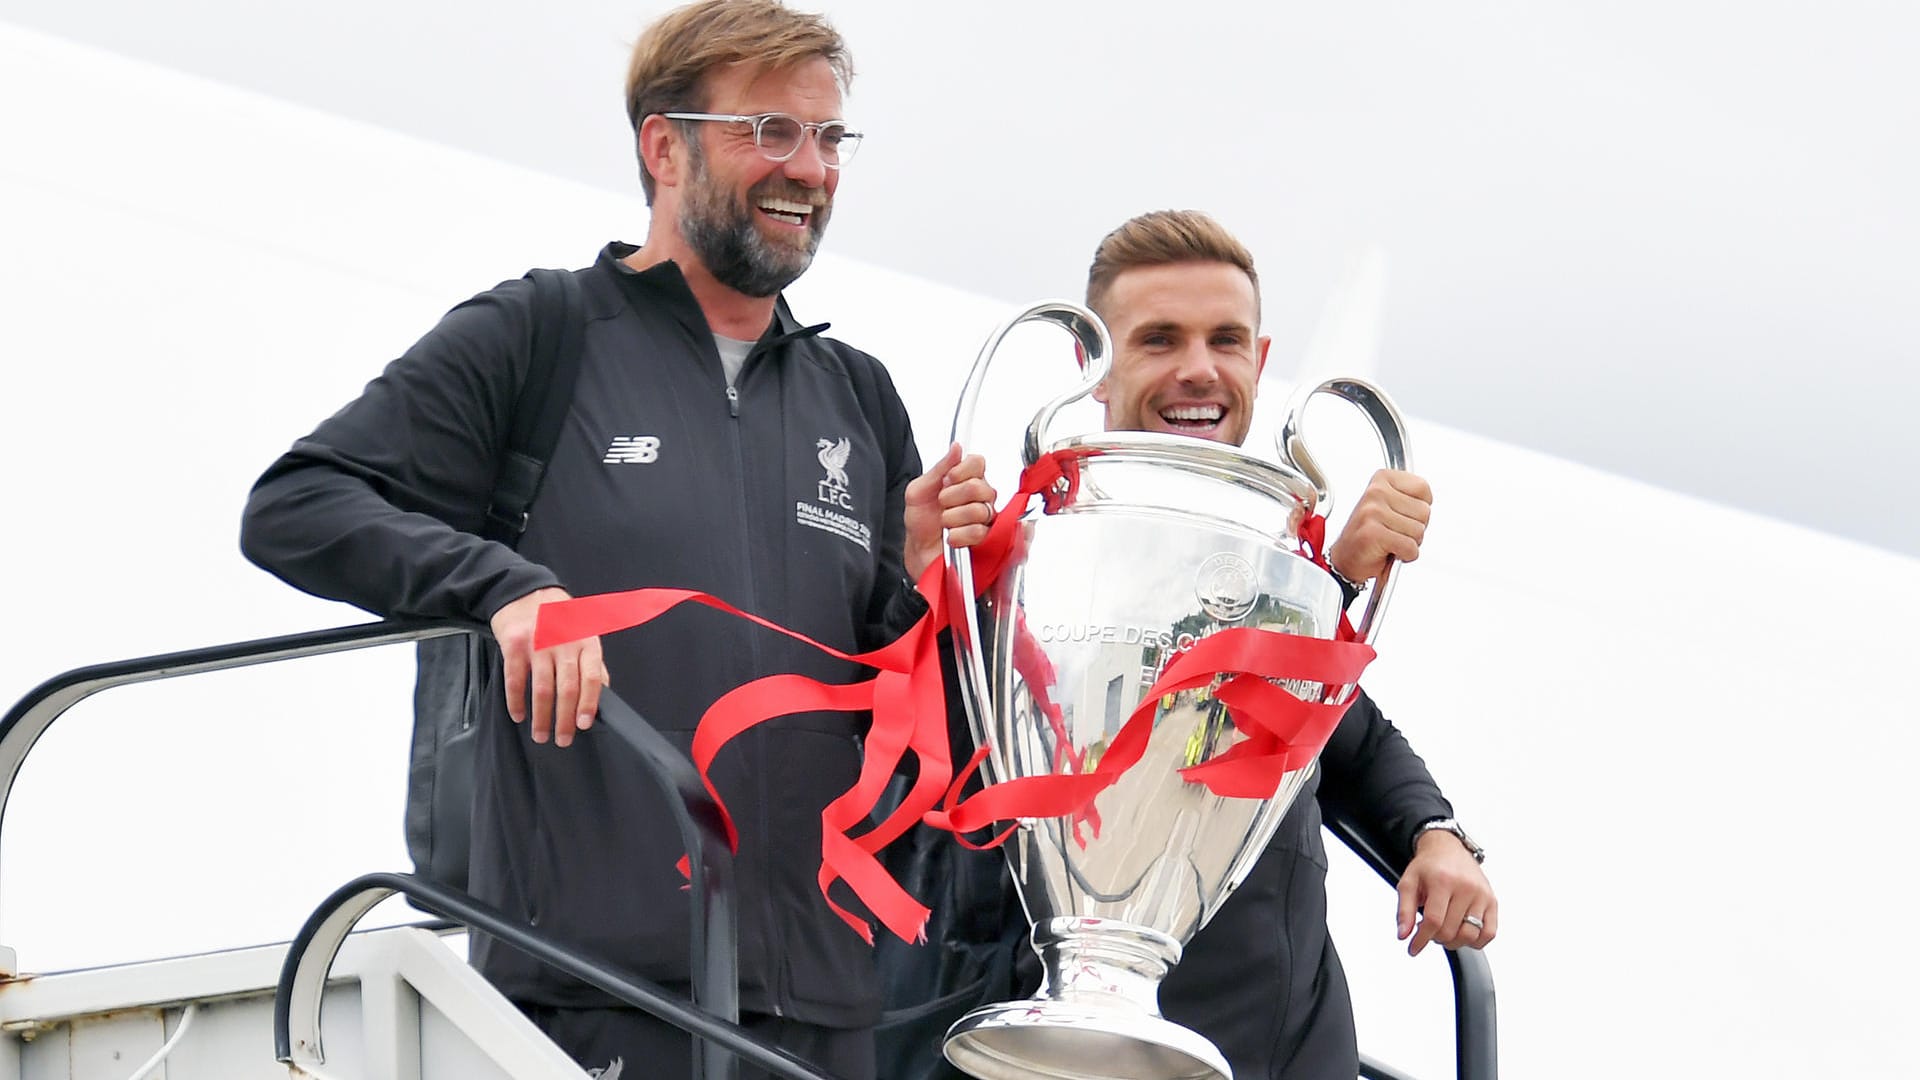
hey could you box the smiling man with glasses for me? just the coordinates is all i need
[239,3,995,1078]
[621,12,870,315]
[639,97,858,300]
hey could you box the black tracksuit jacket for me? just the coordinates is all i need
[241,245,925,1026]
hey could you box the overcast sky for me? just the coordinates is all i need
[5,0,1914,555]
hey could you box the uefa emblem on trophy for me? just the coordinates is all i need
[940,300,1410,1080]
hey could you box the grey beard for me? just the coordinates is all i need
[681,204,811,298]
[679,158,828,298]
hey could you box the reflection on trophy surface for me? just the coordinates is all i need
[941,301,1407,1080]
[994,511,1333,942]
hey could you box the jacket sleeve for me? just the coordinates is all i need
[238,278,563,622]
[1314,688,1455,869]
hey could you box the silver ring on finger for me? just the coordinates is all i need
[1462,914,1485,931]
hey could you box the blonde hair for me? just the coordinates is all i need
[1085,210,1260,321]
[624,0,853,201]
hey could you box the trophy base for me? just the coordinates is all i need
[943,1001,1230,1080]
[941,917,1231,1080]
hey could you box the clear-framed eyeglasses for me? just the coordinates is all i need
[660,111,863,168]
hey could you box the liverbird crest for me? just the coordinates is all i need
[816,437,852,491]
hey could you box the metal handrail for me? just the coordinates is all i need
[1324,814,1499,1080]
[594,691,742,1079]
[0,621,753,1079]
[0,619,462,827]
[273,872,833,1080]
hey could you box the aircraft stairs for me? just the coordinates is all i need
[0,622,1496,1080]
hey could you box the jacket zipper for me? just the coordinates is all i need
[725,369,786,1016]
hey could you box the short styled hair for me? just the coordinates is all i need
[624,0,854,201]
[1085,210,1260,321]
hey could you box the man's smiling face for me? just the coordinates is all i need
[1093,260,1270,446]
[675,57,841,297]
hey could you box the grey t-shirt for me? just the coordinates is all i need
[715,334,754,388]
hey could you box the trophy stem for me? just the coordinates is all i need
[1037,916,1181,1012]
[943,917,1232,1080]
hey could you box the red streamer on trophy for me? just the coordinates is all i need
[1297,512,1360,644]
[533,450,1375,945]
[1009,606,1102,846]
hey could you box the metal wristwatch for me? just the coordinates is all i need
[1328,561,1369,603]
[1416,818,1486,864]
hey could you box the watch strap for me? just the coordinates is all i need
[1416,817,1486,864]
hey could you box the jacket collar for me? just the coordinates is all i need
[600,242,827,349]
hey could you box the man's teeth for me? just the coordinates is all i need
[1162,405,1224,423]
[759,198,813,224]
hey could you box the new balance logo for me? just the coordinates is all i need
[587,1059,623,1079]
[603,436,660,464]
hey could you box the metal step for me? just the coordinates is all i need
[0,926,584,1080]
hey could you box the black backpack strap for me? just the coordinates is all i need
[483,267,586,544]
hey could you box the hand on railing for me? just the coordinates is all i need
[491,587,610,747]
[1324,814,1499,1080]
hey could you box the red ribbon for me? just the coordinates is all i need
[531,455,1072,944]
[1298,511,1361,645]
[533,451,1374,944]
[534,574,949,943]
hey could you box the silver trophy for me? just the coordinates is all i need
[941,301,1410,1080]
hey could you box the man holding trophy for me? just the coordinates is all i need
[931,210,1499,1080]
[1101,210,1498,1077]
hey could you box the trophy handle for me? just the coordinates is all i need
[950,299,1113,467]
[1277,377,1413,647]
[946,301,1114,803]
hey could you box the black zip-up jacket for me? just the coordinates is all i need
[241,245,924,1025]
